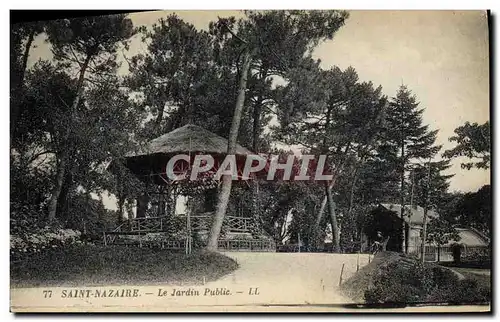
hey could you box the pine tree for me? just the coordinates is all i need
[411,159,453,211]
[44,14,135,223]
[386,85,440,253]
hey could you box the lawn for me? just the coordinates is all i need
[448,267,491,290]
[10,244,238,288]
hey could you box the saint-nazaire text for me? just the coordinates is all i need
[56,287,260,298]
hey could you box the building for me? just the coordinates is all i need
[364,203,489,262]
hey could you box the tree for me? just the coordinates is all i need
[206,44,252,250]
[443,121,490,170]
[126,15,224,139]
[446,185,491,236]
[10,21,45,140]
[385,85,440,253]
[426,217,460,262]
[411,159,454,210]
[206,11,349,251]
[275,63,388,251]
[44,14,134,222]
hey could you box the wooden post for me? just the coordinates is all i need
[421,159,431,264]
[339,263,345,286]
[103,232,107,246]
[357,252,360,272]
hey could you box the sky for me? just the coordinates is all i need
[28,10,490,194]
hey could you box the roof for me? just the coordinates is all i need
[126,124,253,158]
[378,203,438,225]
[443,228,489,247]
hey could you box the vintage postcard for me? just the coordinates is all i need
[10,9,491,313]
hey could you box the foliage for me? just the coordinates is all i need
[410,159,453,211]
[9,12,475,255]
[461,248,491,263]
[10,227,82,262]
[426,217,460,246]
[427,278,491,304]
[443,121,490,170]
[362,253,490,304]
[364,260,435,303]
[444,185,491,236]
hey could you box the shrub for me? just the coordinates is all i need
[428,278,491,304]
[10,201,46,236]
[364,260,434,303]
[431,265,460,288]
[462,247,490,262]
[362,254,490,304]
[11,227,82,262]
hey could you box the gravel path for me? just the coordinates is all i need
[204,252,371,305]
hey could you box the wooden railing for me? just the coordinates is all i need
[103,214,276,252]
[128,216,166,232]
[181,214,255,233]
[217,239,276,252]
[117,214,255,234]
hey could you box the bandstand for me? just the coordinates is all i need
[106,124,276,252]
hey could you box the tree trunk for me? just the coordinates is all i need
[325,182,340,252]
[206,50,252,251]
[19,28,35,88]
[47,54,91,223]
[56,171,73,220]
[399,140,406,253]
[252,101,262,152]
[420,160,431,263]
[11,27,36,140]
[314,194,328,248]
[421,207,428,263]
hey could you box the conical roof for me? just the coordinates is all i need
[126,124,253,157]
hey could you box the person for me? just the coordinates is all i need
[371,231,384,254]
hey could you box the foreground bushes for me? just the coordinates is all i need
[10,228,82,262]
[363,254,490,304]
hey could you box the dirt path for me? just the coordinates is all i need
[202,252,371,305]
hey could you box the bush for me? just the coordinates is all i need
[364,261,435,303]
[363,254,490,304]
[10,201,46,236]
[428,278,491,304]
[431,265,459,288]
[11,228,82,262]
[462,248,490,263]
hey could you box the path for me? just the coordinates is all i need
[200,252,371,306]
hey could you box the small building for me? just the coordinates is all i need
[364,203,489,262]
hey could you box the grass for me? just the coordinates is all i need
[10,244,238,288]
[449,267,491,290]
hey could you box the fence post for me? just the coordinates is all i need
[339,263,345,286]
[103,232,107,246]
[357,252,360,272]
